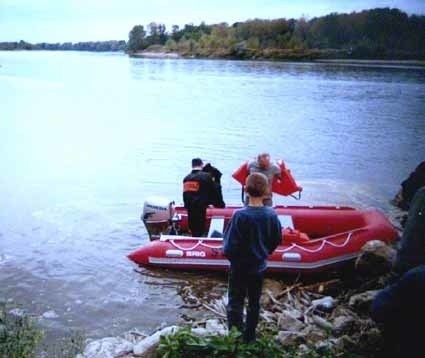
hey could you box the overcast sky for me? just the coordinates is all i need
[1,0,424,43]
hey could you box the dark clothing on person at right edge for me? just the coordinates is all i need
[371,265,425,358]
[183,169,219,237]
[393,186,425,275]
[371,187,425,357]
[399,161,425,210]
[223,206,282,342]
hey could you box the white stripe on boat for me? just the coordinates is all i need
[148,252,359,269]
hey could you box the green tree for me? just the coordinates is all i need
[164,38,177,51]
[128,25,146,52]
[158,24,167,44]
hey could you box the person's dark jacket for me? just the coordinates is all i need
[223,206,282,273]
[202,163,225,208]
[371,265,425,357]
[400,161,425,210]
[372,265,425,324]
[393,186,425,275]
[183,169,218,209]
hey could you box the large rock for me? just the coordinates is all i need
[349,290,379,311]
[355,240,396,276]
[314,339,334,353]
[192,319,227,337]
[133,326,179,356]
[312,296,336,313]
[261,279,284,305]
[205,319,227,335]
[41,310,59,319]
[82,337,133,358]
[299,325,326,343]
[276,331,306,347]
[277,310,305,331]
[311,315,333,331]
[316,335,356,352]
[332,315,358,336]
[191,327,210,337]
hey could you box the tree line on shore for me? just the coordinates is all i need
[128,8,425,60]
[0,40,126,52]
[1,8,424,60]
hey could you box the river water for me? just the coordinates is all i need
[0,51,424,341]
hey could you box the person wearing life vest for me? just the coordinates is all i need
[183,158,221,237]
[246,153,282,206]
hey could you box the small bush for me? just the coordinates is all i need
[156,328,286,358]
[0,305,43,358]
[154,326,353,357]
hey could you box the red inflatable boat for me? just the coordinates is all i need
[129,160,398,273]
[128,205,399,273]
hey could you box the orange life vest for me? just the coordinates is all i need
[232,160,302,197]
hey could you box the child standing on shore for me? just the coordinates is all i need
[223,172,282,342]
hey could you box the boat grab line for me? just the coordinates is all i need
[168,229,365,253]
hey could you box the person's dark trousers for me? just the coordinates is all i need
[187,204,207,237]
[227,267,264,343]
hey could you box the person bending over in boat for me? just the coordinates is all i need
[247,153,281,206]
[183,158,222,237]
[223,173,282,343]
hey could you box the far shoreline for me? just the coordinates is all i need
[1,49,424,68]
[128,50,425,67]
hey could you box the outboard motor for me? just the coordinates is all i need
[141,197,179,240]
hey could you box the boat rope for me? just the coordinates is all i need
[200,242,224,249]
[169,240,202,251]
[169,240,222,251]
[169,230,356,253]
[274,231,354,253]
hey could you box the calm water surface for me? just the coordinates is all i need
[0,51,424,340]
